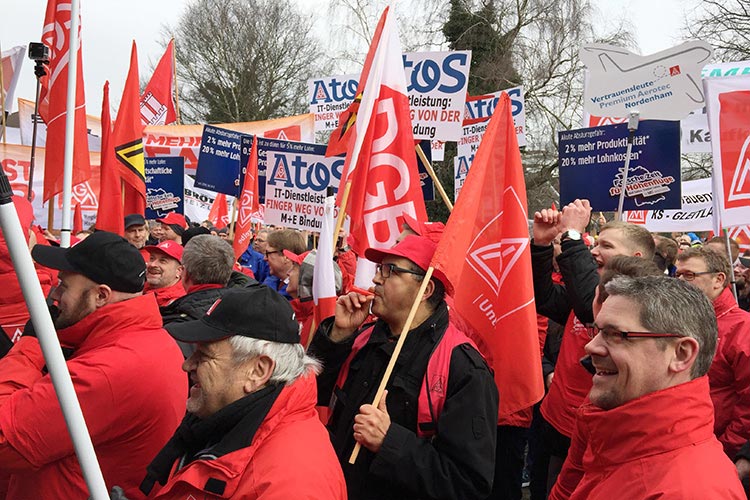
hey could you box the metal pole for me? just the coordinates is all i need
[616,111,640,221]
[28,63,44,202]
[59,0,81,249]
[0,41,7,144]
[0,169,109,500]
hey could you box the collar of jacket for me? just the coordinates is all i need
[713,286,739,320]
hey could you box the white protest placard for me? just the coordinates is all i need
[581,41,713,120]
[624,177,713,231]
[307,50,472,141]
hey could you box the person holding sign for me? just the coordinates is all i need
[309,235,498,500]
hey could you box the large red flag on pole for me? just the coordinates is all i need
[431,92,544,418]
[95,81,123,235]
[332,7,427,287]
[140,39,177,126]
[113,41,146,215]
[232,136,260,260]
[207,192,229,229]
[39,0,91,203]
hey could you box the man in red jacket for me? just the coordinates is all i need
[676,246,750,457]
[144,240,186,307]
[141,285,347,499]
[0,231,186,499]
[551,275,744,499]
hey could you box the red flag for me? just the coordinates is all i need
[431,93,544,418]
[208,192,229,229]
[325,13,387,158]
[39,0,92,202]
[95,81,124,235]
[232,136,260,260]
[334,8,427,285]
[113,41,146,215]
[313,194,338,325]
[72,202,82,233]
[140,39,177,126]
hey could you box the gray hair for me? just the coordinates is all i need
[182,235,234,285]
[228,336,322,384]
[604,275,717,378]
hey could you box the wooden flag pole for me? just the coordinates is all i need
[47,196,55,231]
[415,145,452,212]
[348,266,434,464]
[171,37,181,125]
[332,180,352,248]
[228,197,238,240]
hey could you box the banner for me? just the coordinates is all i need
[581,41,713,120]
[1,45,25,112]
[263,140,343,230]
[558,120,681,210]
[143,113,314,175]
[704,75,750,229]
[145,156,184,219]
[308,50,471,141]
[623,178,714,231]
[183,174,236,227]
[17,97,102,151]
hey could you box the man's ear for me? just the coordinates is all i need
[420,278,436,303]
[243,355,275,394]
[669,337,699,375]
[94,284,113,307]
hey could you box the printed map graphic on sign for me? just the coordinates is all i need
[611,165,676,207]
[581,41,713,120]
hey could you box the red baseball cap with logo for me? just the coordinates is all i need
[144,240,184,263]
[156,212,188,235]
[402,213,445,244]
[365,235,453,295]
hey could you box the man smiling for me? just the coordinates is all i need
[144,240,186,307]
[550,276,744,499]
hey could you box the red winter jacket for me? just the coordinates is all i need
[550,377,745,500]
[0,294,187,499]
[145,280,187,308]
[709,287,750,456]
[151,373,347,500]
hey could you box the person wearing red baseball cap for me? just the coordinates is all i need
[157,212,189,245]
[308,234,498,500]
[398,212,446,244]
[144,240,186,307]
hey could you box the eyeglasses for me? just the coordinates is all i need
[675,270,715,281]
[264,250,281,258]
[585,324,682,344]
[376,262,426,279]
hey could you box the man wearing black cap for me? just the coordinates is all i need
[124,213,148,249]
[309,235,499,500]
[0,231,186,499]
[141,286,347,499]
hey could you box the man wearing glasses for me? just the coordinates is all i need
[309,235,499,500]
[239,228,270,283]
[675,247,750,461]
[551,275,744,499]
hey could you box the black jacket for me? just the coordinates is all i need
[531,239,599,327]
[309,303,499,500]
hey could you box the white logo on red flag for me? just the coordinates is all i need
[626,210,647,224]
[71,181,98,209]
[728,135,750,203]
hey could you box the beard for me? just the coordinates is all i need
[54,288,97,330]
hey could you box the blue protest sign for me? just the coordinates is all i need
[194,125,246,196]
[558,120,681,211]
[145,156,185,219]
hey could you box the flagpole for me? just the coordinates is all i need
[47,196,55,231]
[615,111,639,221]
[332,180,351,247]
[415,144,452,212]
[0,41,7,144]
[228,197,238,240]
[171,37,181,125]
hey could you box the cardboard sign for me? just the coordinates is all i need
[558,120,681,211]
[581,41,713,120]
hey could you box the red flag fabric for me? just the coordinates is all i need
[325,13,387,158]
[72,202,82,233]
[39,0,92,202]
[113,42,146,215]
[95,81,124,235]
[334,8,427,284]
[313,194,338,326]
[208,192,229,229]
[431,92,544,418]
[232,136,260,260]
[140,39,177,126]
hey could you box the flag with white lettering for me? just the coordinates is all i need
[140,39,177,126]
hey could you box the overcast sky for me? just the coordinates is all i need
[2,0,699,116]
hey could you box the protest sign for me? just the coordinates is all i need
[194,125,245,196]
[558,120,681,211]
[262,140,343,230]
[307,74,359,132]
[624,178,713,231]
[581,41,713,120]
[145,156,184,219]
[183,175,239,227]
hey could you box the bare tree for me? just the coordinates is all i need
[169,0,328,123]
[684,0,750,61]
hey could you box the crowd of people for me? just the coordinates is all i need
[0,195,748,499]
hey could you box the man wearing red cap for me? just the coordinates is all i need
[157,212,188,245]
[309,234,499,500]
[144,240,186,307]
